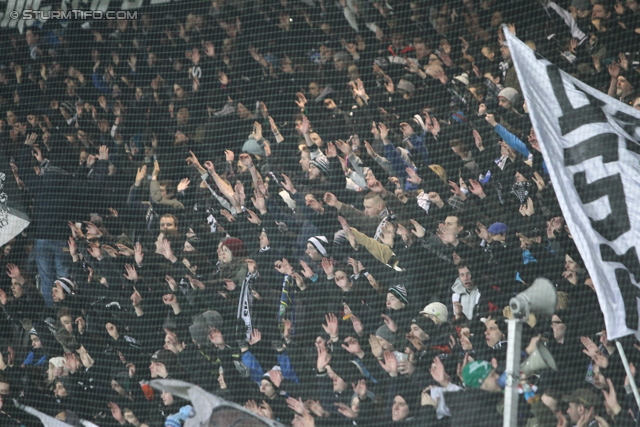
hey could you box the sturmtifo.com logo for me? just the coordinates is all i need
[13,10,138,20]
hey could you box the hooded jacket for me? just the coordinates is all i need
[451,278,481,321]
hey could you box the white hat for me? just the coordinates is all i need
[419,302,448,323]
[454,73,469,86]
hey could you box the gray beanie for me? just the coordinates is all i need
[498,87,519,104]
[396,79,416,94]
[376,324,396,346]
[242,138,266,157]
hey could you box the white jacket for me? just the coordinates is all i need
[451,278,481,320]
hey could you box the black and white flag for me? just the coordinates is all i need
[505,29,640,339]
[150,379,287,427]
[0,148,29,247]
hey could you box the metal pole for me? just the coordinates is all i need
[504,319,524,427]
[616,341,640,411]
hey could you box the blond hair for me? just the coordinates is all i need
[429,164,447,184]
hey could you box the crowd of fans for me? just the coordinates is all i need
[0,0,640,426]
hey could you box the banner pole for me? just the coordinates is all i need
[616,341,640,413]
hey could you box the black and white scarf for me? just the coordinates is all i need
[237,271,258,340]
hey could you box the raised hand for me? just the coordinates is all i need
[175,178,190,193]
[334,402,357,419]
[186,275,206,290]
[449,181,466,200]
[325,141,337,158]
[337,215,350,232]
[295,92,308,109]
[165,275,178,291]
[335,139,352,155]
[101,244,119,258]
[378,122,389,141]
[134,165,147,186]
[379,350,398,376]
[316,259,333,279]
[364,141,377,158]
[291,272,306,291]
[123,264,139,282]
[347,257,360,275]
[130,289,142,307]
[274,258,294,276]
[219,209,235,223]
[351,315,364,336]
[409,219,425,238]
[475,222,490,241]
[186,151,206,174]
[280,173,295,193]
[251,188,267,212]
[98,145,109,161]
[6,263,22,279]
[430,356,451,386]
[296,116,311,136]
[248,328,262,345]
[246,209,262,225]
[24,133,38,146]
[317,344,331,371]
[406,167,422,185]
[299,260,315,279]
[134,242,144,266]
[84,222,101,238]
[608,62,621,79]
[286,397,307,415]
[245,400,260,415]
[468,179,485,198]
[369,334,383,359]
[239,153,253,168]
[305,196,324,213]
[68,237,77,257]
[203,161,215,174]
[152,160,160,179]
[323,192,340,207]
[322,313,339,337]
[32,146,44,163]
[381,313,398,332]
[268,116,279,135]
[485,113,498,127]
[576,407,594,427]
[224,150,235,163]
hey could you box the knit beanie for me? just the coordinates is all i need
[395,387,421,414]
[261,368,281,390]
[454,73,469,86]
[376,324,397,346]
[151,349,177,369]
[498,87,519,104]
[410,317,435,336]
[309,155,330,175]
[307,236,329,257]
[388,284,409,306]
[462,360,493,388]
[189,321,208,346]
[242,139,266,157]
[55,278,76,295]
[332,360,364,385]
[396,79,416,94]
[222,238,247,258]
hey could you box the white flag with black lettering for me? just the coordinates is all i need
[505,29,640,340]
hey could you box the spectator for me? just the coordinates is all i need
[0,2,637,426]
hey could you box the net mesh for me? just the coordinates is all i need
[0,0,634,426]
